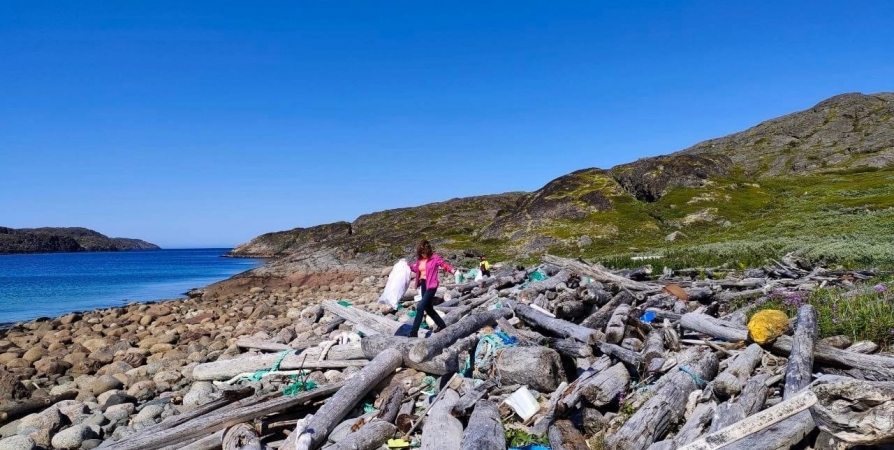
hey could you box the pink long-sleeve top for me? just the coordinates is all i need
[409,253,454,290]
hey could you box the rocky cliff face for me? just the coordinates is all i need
[677,92,894,177]
[227,92,894,278]
[0,227,160,254]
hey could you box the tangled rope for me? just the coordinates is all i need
[472,331,517,381]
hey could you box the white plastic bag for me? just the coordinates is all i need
[378,259,411,310]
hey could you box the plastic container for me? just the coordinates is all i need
[503,386,539,421]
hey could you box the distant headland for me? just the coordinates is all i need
[0,226,160,254]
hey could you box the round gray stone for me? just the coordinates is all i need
[0,435,35,450]
[50,425,95,450]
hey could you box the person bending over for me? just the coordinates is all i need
[408,240,454,338]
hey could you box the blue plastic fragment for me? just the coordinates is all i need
[641,311,656,323]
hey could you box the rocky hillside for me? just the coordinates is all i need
[0,227,160,254]
[226,92,894,283]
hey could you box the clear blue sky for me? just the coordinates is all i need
[2,1,893,248]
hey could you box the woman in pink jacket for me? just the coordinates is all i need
[408,240,454,337]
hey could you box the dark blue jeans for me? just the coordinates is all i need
[409,282,447,337]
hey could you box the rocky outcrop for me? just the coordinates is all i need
[678,92,894,176]
[611,153,733,201]
[0,228,159,255]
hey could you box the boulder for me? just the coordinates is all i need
[104,403,135,422]
[91,375,124,396]
[21,348,46,364]
[101,393,137,411]
[133,404,164,424]
[0,435,35,450]
[127,380,157,401]
[51,424,95,450]
[181,381,215,409]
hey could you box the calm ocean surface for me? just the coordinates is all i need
[0,249,265,325]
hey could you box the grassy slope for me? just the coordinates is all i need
[437,167,894,269]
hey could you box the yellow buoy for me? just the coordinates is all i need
[747,309,790,344]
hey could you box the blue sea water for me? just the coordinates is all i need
[0,249,265,325]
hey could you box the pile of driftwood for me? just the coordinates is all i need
[100,254,894,450]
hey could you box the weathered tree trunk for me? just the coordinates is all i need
[361,334,475,376]
[234,338,325,352]
[559,356,613,410]
[222,423,262,450]
[548,420,589,450]
[543,255,656,291]
[322,300,403,335]
[451,380,496,417]
[578,362,630,407]
[605,304,631,344]
[605,347,719,450]
[103,384,345,450]
[299,349,403,450]
[176,429,225,450]
[518,269,573,302]
[509,300,603,344]
[712,344,763,398]
[492,346,566,392]
[0,390,77,423]
[327,420,398,450]
[784,304,817,399]
[676,390,818,450]
[810,377,894,446]
[598,343,643,374]
[443,295,498,326]
[642,329,666,375]
[421,389,463,450]
[581,291,634,331]
[192,348,367,381]
[555,300,589,321]
[122,388,254,442]
[710,374,770,432]
[532,381,568,435]
[495,317,591,358]
[680,313,894,379]
[375,383,407,424]
[460,400,505,450]
[409,308,512,363]
[673,401,717,447]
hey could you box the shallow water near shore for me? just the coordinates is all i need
[0,248,264,325]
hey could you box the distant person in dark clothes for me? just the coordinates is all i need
[408,240,454,338]
[479,255,491,277]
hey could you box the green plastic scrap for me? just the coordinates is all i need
[337,300,352,307]
[363,403,377,414]
[248,349,291,382]
[282,379,318,396]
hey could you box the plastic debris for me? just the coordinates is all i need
[747,309,790,344]
[504,386,539,421]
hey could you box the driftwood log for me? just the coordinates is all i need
[327,420,398,450]
[710,373,770,432]
[810,377,894,446]
[492,346,566,392]
[0,390,77,423]
[192,348,367,381]
[577,362,630,407]
[322,300,403,336]
[712,344,763,398]
[509,300,603,344]
[606,347,719,450]
[581,291,634,330]
[605,303,631,344]
[543,255,656,291]
[677,389,818,450]
[222,423,262,450]
[680,313,894,379]
[642,329,666,374]
[548,420,589,450]
[673,401,717,447]
[298,348,403,450]
[409,308,512,363]
[103,383,345,450]
[361,334,475,376]
[421,389,462,450]
[459,400,505,450]
[784,304,818,398]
